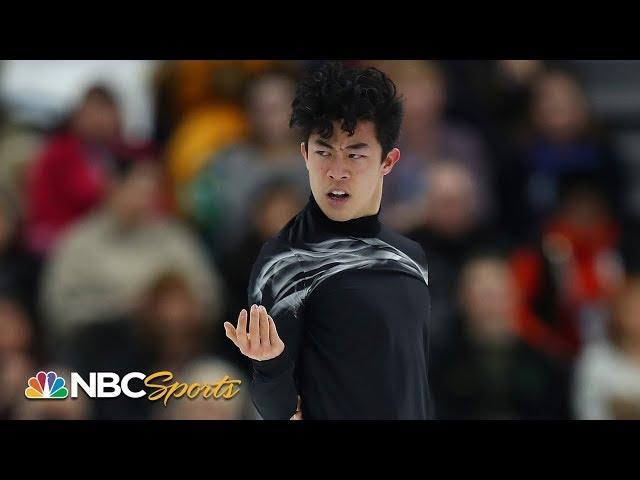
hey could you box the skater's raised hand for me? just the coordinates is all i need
[224,304,285,361]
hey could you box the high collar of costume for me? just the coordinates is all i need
[306,194,381,238]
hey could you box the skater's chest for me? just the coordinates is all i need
[302,266,430,341]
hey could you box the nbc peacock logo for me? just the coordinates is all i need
[25,371,69,399]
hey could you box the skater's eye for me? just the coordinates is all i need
[315,150,331,157]
[348,154,365,159]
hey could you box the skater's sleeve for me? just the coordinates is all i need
[247,240,306,420]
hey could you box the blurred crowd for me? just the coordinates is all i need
[1,60,639,420]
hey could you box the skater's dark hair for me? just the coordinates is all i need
[290,62,403,160]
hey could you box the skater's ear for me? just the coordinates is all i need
[301,142,309,170]
[381,148,400,176]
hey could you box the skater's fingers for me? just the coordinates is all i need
[249,304,260,350]
[268,315,279,344]
[224,322,239,348]
[236,309,249,350]
[259,306,270,347]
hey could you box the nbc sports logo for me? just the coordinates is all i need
[25,371,69,399]
[23,370,241,404]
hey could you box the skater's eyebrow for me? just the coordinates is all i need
[314,139,335,149]
[345,142,368,150]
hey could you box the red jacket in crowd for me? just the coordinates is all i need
[512,218,622,358]
[24,132,112,256]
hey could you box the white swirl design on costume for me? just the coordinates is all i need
[251,237,428,317]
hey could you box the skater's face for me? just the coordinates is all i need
[302,120,400,222]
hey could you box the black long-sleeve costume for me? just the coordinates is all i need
[248,194,433,420]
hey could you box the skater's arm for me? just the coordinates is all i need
[224,304,300,419]
[225,240,305,419]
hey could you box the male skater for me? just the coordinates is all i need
[224,62,432,420]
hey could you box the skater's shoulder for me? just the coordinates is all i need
[253,215,303,266]
[379,224,427,264]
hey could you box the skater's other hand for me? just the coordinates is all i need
[290,396,303,420]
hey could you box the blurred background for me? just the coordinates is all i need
[1,59,639,420]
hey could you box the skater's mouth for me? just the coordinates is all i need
[326,190,351,205]
[326,189,350,201]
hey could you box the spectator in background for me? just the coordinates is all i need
[185,68,308,259]
[407,162,503,359]
[573,277,640,419]
[430,254,570,419]
[0,296,37,419]
[505,70,625,241]
[24,85,123,257]
[491,60,549,137]
[156,60,277,147]
[157,357,256,420]
[41,158,222,345]
[621,220,640,275]
[162,61,298,205]
[512,175,625,358]
[67,270,216,420]
[0,188,40,324]
[441,60,549,147]
[364,60,493,233]
[217,176,304,374]
[0,100,42,218]
[163,65,248,205]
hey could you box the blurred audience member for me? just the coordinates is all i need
[430,255,570,419]
[573,278,640,419]
[41,159,222,343]
[68,270,215,419]
[0,296,37,419]
[154,60,281,144]
[185,68,308,258]
[217,176,304,374]
[504,70,625,241]
[492,60,549,136]
[0,188,40,323]
[163,61,297,202]
[24,85,123,257]
[407,162,503,358]
[366,60,493,233]
[158,357,256,420]
[620,220,640,275]
[442,60,549,144]
[512,175,625,358]
[0,101,42,218]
